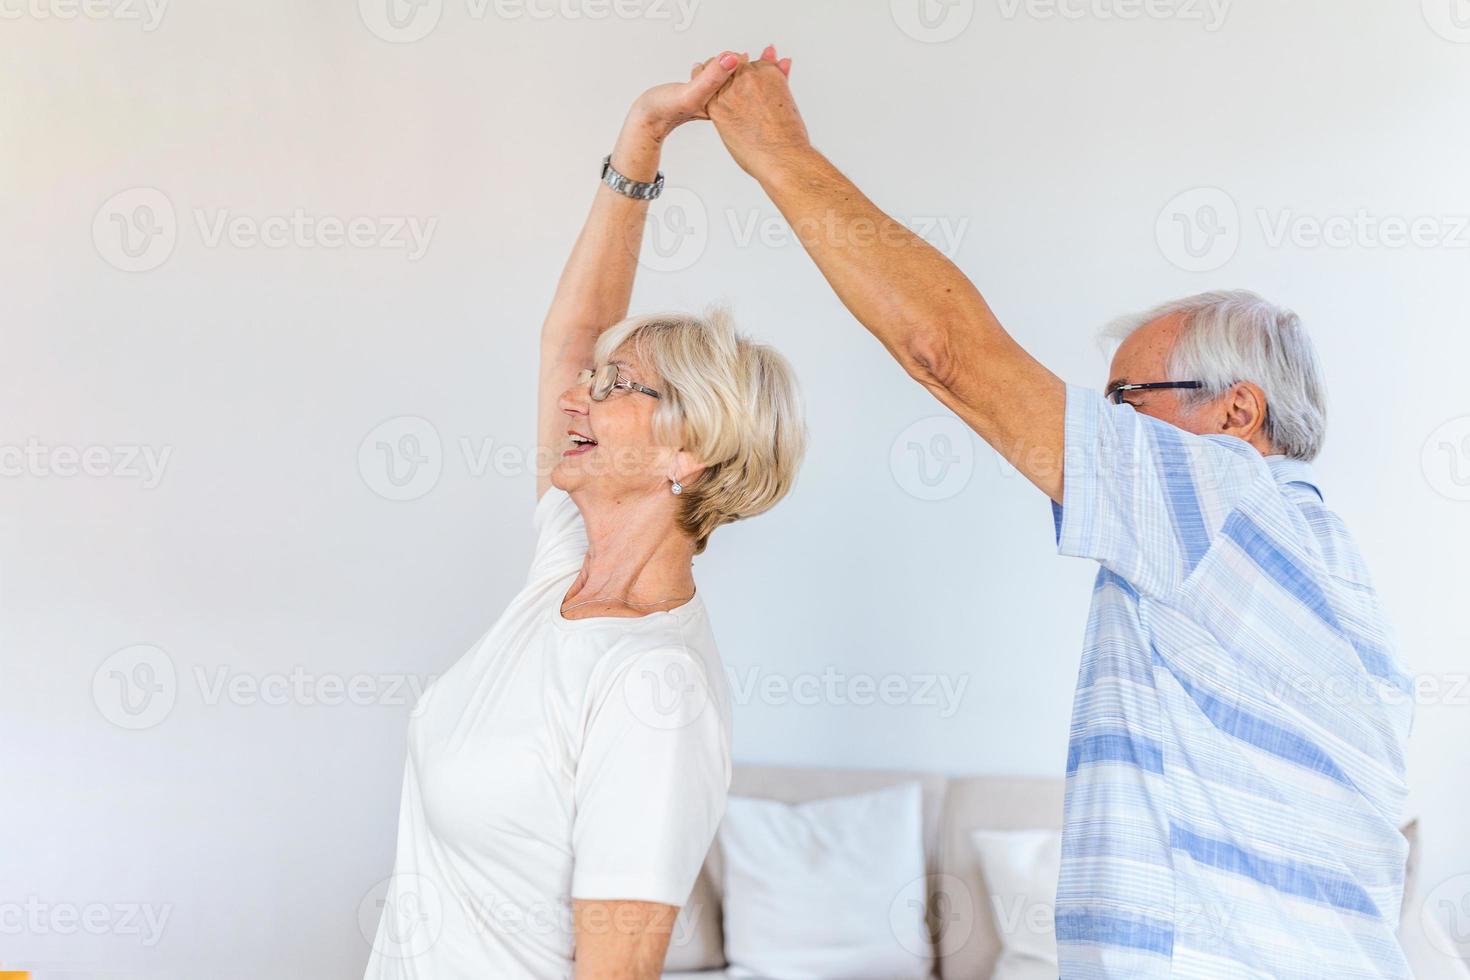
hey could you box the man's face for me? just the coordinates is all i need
[1106,313,1210,432]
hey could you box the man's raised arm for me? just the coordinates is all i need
[707,49,1067,502]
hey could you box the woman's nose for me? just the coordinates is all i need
[558,382,590,416]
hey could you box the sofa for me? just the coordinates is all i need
[661,764,1470,980]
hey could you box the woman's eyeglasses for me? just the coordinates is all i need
[575,364,661,402]
[1105,380,1203,405]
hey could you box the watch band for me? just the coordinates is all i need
[600,154,665,201]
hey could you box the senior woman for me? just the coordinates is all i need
[362,52,803,980]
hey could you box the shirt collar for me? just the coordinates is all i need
[1265,455,1323,501]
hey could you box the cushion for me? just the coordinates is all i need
[719,782,932,979]
[662,867,725,972]
[934,776,1065,979]
[969,828,1062,980]
[1401,818,1420,917]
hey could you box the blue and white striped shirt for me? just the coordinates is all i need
[1052,385,1414,979]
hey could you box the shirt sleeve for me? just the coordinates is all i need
[528,487,588,583]
[1052,383,1272,598]
[570,647,730,907]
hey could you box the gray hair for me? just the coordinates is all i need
[1103,290,1327,461]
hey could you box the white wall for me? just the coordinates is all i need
[3,0,1469,975]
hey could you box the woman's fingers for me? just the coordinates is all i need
[690,52,737,76]
[680,51,742,118]
[778,57,792,77]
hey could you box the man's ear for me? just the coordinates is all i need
[1220,381,1269,446]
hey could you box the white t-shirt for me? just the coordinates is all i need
[363,488,732,980]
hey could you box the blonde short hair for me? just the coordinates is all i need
[594,308,805,554]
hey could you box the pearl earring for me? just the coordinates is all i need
[671,480,683,496]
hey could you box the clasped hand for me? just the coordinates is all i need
[625,45,811,181]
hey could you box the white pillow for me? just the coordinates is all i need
[969,828,1062,980]
[718,782,931,980]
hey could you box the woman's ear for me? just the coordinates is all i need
[670,449,706,490]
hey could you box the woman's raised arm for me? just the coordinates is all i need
[535,52,743,499]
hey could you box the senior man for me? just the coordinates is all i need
[703,48,1415,978]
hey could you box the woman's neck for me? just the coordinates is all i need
[563,489,697,618]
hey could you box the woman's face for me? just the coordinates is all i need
[550,345,677,499]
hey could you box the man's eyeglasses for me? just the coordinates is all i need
[575,364,661,402]
[1105,380,1203,405]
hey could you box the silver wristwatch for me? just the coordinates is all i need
[600,154,664,201]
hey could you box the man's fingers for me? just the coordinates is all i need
[757,44,793,78]
[698,47,790,117]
